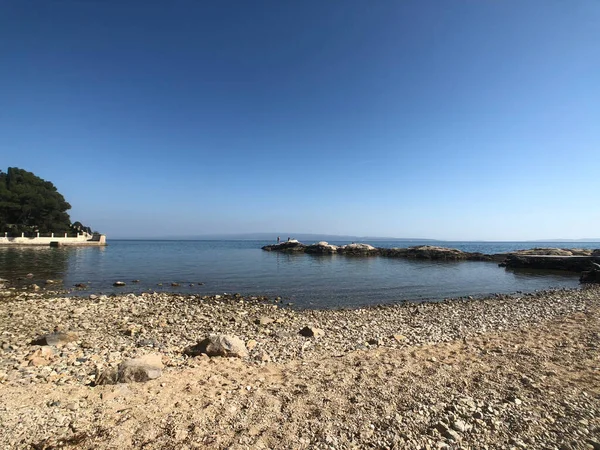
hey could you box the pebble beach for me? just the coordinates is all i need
[1,285,600,449]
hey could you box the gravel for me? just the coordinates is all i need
[0,285,599,449]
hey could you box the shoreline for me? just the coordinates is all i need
[1,286,599,448]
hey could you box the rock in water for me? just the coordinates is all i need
[305,241,338,254]
[97,353,163,384]
[580,269,600,284]
[261,241,307,252]
[337,243,378,255]
[184,335,248,358]
[113,281,126,286]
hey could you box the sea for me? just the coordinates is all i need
[1,240,598,309]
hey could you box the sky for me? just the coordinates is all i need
[1,0,599,241]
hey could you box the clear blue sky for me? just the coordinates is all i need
[1,0,599,240]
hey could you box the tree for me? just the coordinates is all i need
[0,167,73,233]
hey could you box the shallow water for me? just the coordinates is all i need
[0,239,598,308]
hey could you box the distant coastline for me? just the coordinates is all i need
[106,233,600,242]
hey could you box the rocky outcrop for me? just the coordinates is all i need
[507,248,594,257]
[380,246,491,261]
[305,241,338,254]
[262,242,600,269]
[262,241,307,252]
[337,243,378,255]
[501,255,600,272]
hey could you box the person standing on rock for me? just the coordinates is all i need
[277,236,280,244]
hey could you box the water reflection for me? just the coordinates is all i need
[0,247,70,285]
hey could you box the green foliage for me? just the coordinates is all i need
[71,221,93,235]
[0,167,73,233]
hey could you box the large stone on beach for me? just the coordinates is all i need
[185,335,248,358]
[299,326,325,338]
[96,353,164,385]
[31,332,78,346]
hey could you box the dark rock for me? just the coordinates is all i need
[299,326,325,338]
[580,269,600,284]
[113,281,126,287]
[503,255,600,272]
[261,241,307,252]
[31,332,78,346]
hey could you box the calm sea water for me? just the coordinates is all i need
[1,240,598,308]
